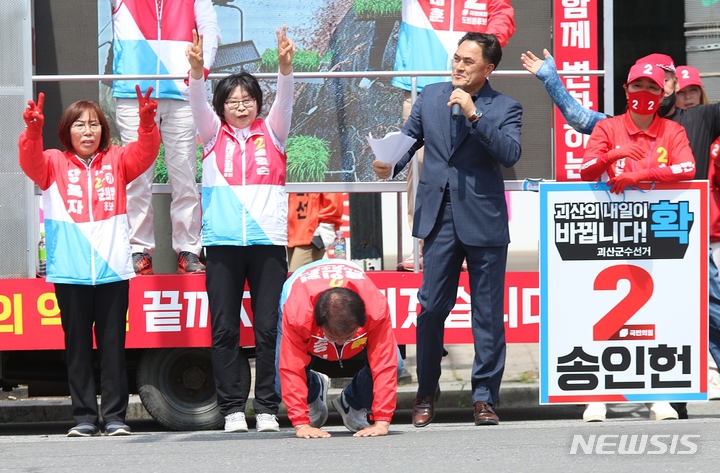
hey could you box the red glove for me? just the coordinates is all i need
[605,142,647,164]
[712,140,720,167]
[22,92,45,139]
[607,170,650,194]
[135,85,158,129]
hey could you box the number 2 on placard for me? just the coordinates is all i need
[592,265,654,340]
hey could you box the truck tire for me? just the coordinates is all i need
[136,348,251,431]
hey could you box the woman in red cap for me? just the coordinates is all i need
[579,62,696,422]
[674,65,720,401]
[580,62,696,193]
[523,49,720,421]
[676,65,709,109]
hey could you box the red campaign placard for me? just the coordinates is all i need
[553,0,599,181]
[416,0,495,33]
[0,271,539,351]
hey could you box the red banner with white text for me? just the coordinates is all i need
[0,271,539,351]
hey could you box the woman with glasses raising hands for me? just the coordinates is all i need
[186,25,295,433]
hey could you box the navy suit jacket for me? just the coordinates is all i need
[394,80,523,247]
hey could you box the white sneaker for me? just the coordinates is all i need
[308,370,330,428]
[709,369,720,400]
[331,391,369,432]
[583,403,606,422]
[647,402,678,420]
[256,413,280,432]
[224,412,248,432]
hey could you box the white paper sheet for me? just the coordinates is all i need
[366,131,416,168]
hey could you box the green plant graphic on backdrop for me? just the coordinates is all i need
[261,49,320,73]
[286,136,330,182]
[353,0,402,20]
[153,144,204,183]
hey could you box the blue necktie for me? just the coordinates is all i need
[452,115,463,147]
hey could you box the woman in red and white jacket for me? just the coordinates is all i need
[18,86,160,437]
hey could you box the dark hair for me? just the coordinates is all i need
[212,72,264,121]
[313,287,367,334]
[458,32,502,68]
[57,101,110,153]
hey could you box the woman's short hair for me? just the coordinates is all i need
[57,101,110,154]
[212,72,264,121]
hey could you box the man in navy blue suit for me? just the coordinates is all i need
[373,32,522,427]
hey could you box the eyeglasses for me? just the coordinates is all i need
[224,99,255,110]
[71,122,102,133]
[323,328,357,344]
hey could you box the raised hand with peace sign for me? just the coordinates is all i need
[186,28,206,81]
[276,25,296,76]
[23,93,45,139]
[135,85,158,129]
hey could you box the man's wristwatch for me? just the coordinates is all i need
[469,109,483,123]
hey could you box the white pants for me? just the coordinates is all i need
[116,98,202,256]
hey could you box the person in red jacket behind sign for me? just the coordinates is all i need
[18,86,160,437]
[673,65,720,400]
[276,259,403,438]
[581,62,696,193]
[579,62,695,424]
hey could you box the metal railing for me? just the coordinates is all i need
[31,68,606,269]
[31,68,606,195]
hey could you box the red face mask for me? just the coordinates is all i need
[627,89,662,115]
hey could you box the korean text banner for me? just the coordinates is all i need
[0,271,539,351]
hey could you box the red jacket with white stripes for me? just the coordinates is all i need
[278,260,398,426]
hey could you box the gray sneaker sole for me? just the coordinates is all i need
[308,371,330,428]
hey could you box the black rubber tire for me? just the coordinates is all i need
[136,348,251,431]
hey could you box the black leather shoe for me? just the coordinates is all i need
[412,395,435,427]
[474,401,499,425]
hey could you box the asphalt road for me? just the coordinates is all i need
[1,403,719,473]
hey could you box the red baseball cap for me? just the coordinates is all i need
[634,53,676,73]
[676,65,703,90]
[626,63,665,89]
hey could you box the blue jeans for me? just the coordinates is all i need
[303,349,404,410]
[709,248,720,366]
